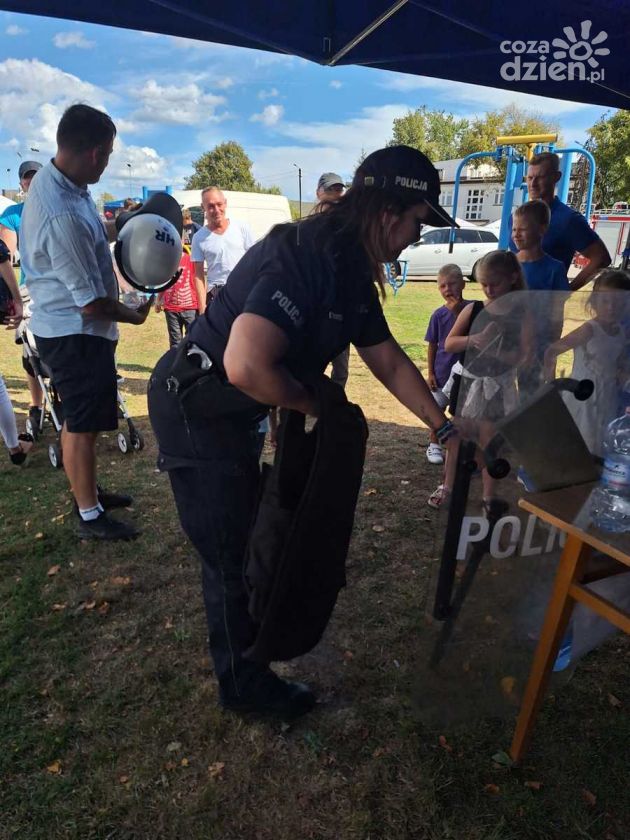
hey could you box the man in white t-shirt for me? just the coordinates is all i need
[191,187,254,313]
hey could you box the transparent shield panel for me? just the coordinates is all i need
[414,287,630,726]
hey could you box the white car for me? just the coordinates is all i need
[399,226,498,280]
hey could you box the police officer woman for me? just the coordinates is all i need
[148,146,458,718]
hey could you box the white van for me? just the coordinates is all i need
[171,189,292,241]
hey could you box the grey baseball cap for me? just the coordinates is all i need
[18,160,42,180]
[317,172,344,191]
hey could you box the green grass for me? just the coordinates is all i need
[0,282,628,840]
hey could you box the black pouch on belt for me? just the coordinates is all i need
[166,339,267,424]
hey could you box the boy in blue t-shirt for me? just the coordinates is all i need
[513,199,569,397]
[512,199,569,292]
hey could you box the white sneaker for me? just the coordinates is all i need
[426,442,444,465]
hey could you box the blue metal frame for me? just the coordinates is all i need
[384,259,408,296]
[539,146,596,222]
[449,144,596,254]
[142,185,173,200]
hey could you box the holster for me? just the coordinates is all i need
[166,339,267,424]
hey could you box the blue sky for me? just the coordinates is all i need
[0,10,611,202]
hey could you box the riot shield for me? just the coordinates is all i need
[414,288,630,726]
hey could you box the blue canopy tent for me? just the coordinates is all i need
[1,1,629,109]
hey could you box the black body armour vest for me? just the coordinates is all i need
[244,376,368,662]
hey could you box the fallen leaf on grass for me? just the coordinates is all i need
[207,761,225,779]
[438,735,453,753]
[524,780,543,790]
[180,757,189,767]
[119,775,130,784]
[79,600,96,611]
[110,576,132,586]
[47,565,61,577]
[500,676,516,697]
[97,601,110,616]
[372,747,387,758]
[46,760,62,775]
[164,617,174,629]
[51,603,67,612]
[484,783,500,794]
[35,532,44,540]
[372,524,385,533]
[363,488,377,496]
[581,788,597,807]
[166,741,182,753]
[491,751,514,768]
[607,693,621,708]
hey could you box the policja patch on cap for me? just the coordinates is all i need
[352,145,458,228]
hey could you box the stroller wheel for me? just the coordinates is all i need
[48,443,63,469]
[117,431,130,454]
[130,429,145,452]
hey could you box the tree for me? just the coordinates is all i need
[388,107,468,161]
[185,140,281,194]
[185,141,257,191]
[255,183,281,195]
[587,110,630,208]
[355,147,368,170]
[458,104,562,171]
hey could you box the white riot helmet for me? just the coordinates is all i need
[114,192,184,293]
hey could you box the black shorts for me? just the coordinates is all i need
[34,334,118,433]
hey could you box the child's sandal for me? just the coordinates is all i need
[427,484,450,509]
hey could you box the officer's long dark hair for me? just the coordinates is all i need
[316,187,419,297]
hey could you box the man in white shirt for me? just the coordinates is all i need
[191,187,254,313]
[20,104,152,541]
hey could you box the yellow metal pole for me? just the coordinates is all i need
[495,133,558,147]
[495,133,558,160]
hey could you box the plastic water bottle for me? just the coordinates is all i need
[591,411,630,533]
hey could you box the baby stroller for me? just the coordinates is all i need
[17,318,144,469]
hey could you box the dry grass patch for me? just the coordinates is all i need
[1,284,628,839]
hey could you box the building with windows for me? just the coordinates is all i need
[434,158,521,224]
[435,156,583,223]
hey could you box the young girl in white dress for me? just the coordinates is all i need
[544,269,630,457]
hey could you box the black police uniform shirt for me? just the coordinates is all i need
[187,213,391,386]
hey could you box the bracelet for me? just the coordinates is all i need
[435,419,456,445]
